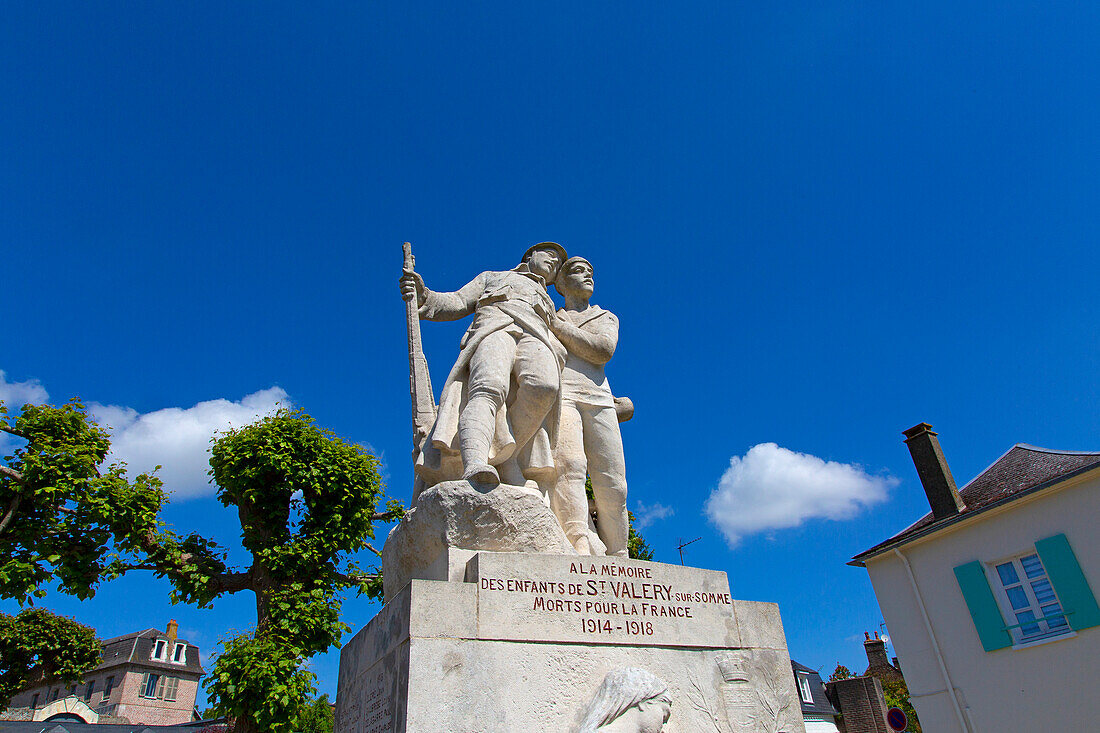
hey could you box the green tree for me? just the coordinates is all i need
[627,512,654,561]
[2,400,400,733]
[0,608,101,708]
[0,400,177,603]
[881,679,921,733]
[583,477,654,560]
[201,410,400,733]
[828,664,852,682]
[298,693,335,733]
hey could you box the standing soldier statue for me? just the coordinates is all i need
[400,242,568,499]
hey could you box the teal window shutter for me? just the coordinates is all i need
[1035,533,1100,631]
[954,561,1013,651]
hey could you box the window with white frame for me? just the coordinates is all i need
[992,552,1070,644]
[173,643,186,663]
[153,639,167,659]
[797,672,813,703]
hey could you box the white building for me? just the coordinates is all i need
[852,423,1100,732]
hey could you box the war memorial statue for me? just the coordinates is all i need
[333,244,806,732]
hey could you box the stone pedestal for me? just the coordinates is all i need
[336,552,805,733]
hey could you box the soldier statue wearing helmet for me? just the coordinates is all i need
[400,242,569,493]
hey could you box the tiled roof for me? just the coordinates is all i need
[790,660,840,717]
[96,629,205,676]
[853,444,1100,563]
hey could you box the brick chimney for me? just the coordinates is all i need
[166,619,178,645]
[903,423,965,519]
[863,632,904,684]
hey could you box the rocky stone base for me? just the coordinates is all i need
[381,480,575,600]
[337,552,806,733]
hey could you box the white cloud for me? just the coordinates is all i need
[633,501,674,530]
[0,370,49,407]
[705,443,896,547]
[90,387,290,499]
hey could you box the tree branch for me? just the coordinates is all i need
[365,542,382,558]
[371,510,402,523]
[0,493,21,534]
[0,465,24,482]
[333,571,380,586]
[212,572,253,594]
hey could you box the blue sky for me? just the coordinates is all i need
[3,0,1099,708]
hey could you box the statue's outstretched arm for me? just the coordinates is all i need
[551,311,618,365]
[419,272,486,322]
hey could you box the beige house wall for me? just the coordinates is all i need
[864,471,1100,732]
[8,665,199,726]
[115,666,200,725]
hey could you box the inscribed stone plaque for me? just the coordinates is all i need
[466,552,740,648]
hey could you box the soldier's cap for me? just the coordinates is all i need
[560,255,592,271]
[522,241,568,264]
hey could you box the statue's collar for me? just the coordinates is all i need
[511,263,548,288]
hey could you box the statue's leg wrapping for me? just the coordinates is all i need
[584,404,629,557]
[550,399,591,554]
[460,330,516,479]
[509,335,559,452]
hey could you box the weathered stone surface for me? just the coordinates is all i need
[467,552,740,648]
[338,553,806,733]
[382,481,575,600]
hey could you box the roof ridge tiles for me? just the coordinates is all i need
[1013,443,1100,455]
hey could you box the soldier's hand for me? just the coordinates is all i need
[400,269,426,306]
[548,310,568,334]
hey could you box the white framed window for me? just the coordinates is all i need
[797,672,813,703]
[991,551,1070,644]
[173,643,186,663]
[153,639,167,660]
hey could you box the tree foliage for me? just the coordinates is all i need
[583,476,654,560]
[0,608,101,708]
[0,400,170,602]
[626,511,654,561]
[828,664,852,682]
[201,410,395,733]
[2,400,400,733]
[882,679,922,733]
[298,693,335,733]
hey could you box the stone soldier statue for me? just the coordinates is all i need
[549,256,630,556]
[400,243,568,492]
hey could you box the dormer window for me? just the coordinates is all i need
[173,643,186,663]
[153,639,167,659]
[797,672,813,703]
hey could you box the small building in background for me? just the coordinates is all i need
[816,632,905,733]
[3,620,205,726]
[852,423,1100,732]
[790,660,841,733]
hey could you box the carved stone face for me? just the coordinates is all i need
[526,247,563,283]
[635,698,671,733]
[557,258,594,299]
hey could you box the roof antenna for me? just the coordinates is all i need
[676,536,702,566]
